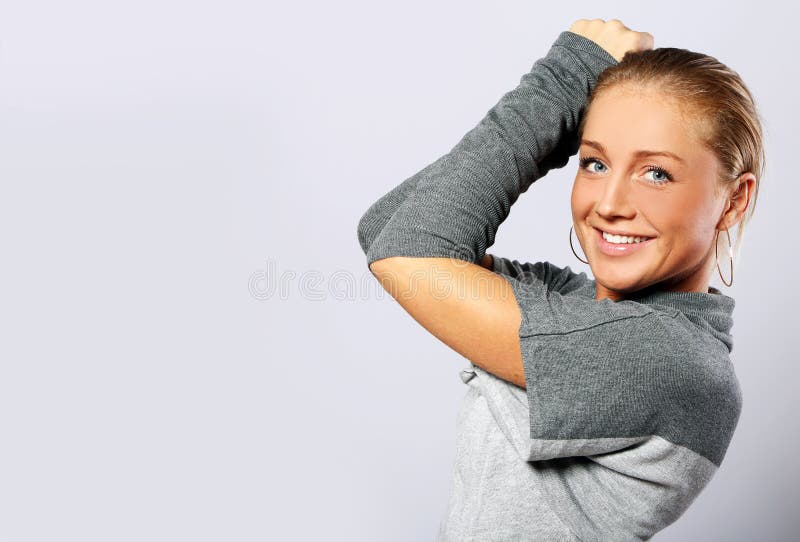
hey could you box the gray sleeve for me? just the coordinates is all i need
[356,31,618,265]
[495,266,742,469]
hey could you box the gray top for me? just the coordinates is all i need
[436,257,739,541]
[357,30,742,541]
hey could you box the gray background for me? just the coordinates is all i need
[1,1,796,540]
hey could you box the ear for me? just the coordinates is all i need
[718,173,756,230]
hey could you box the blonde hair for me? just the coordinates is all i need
[578,47,766,267]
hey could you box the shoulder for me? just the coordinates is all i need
[489,256,658,336]
[520,306,742,466]
[605,312,743,466]
[490,256,590,297]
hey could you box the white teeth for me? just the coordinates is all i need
[602,231,648,244]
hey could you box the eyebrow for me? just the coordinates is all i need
[580,139,686,165]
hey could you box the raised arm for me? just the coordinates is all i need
[355,23,637,386]
[358,30,617,264]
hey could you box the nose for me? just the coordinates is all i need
[594,174,636,221]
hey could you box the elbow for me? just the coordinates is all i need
[356,210,375,256]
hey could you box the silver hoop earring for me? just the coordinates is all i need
[715,227,734,287]
[569,225,588,264]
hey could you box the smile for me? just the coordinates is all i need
[594,227,656,256]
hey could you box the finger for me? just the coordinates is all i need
[634,31,654,51]
[609,18,629,31]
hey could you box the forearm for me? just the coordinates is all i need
[357,31,617,265]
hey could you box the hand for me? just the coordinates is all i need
[569,18,654,62]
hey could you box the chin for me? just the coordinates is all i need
[591,264,647,293]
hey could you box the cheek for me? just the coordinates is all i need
[639,189,715,247]
[570,178,597,219]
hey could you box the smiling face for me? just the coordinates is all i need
[571,84,731,301]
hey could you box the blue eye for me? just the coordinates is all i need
[644,166,673,185]
[579,156,606,173]
[579,156,674,185]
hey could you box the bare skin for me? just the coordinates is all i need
[572,86,755,301]
[569,18,654,62]
[368,19,745,388]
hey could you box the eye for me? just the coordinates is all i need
[578,156,607,174]
[643,166,674,185]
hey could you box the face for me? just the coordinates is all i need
[571,85,729,301]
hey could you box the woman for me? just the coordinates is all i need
[356,18,763,541]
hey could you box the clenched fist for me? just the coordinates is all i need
[569,18,654,62]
